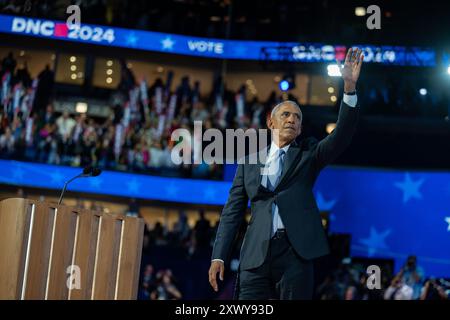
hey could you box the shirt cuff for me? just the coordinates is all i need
[343,93,358,107]
[212,259,224,263]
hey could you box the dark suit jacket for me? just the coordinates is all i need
[212,101,359,271]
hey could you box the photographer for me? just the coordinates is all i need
[383,275,413,300]
[420,279,450,300]
[396,255,424,300]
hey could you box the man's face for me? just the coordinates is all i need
[267,103,302,144]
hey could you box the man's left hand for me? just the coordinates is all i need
[338,48,364,92]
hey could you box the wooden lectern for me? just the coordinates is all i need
[0,198,144,300]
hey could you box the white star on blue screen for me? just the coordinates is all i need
[359,227,392,257]
[126,32,139,47]
[203,186,216,201]
[50,171,65,185]
[316,192,337,211]
[445,217,450,232]
[161,37,175,50]
[126,179,140,194]
[394,172,425,203]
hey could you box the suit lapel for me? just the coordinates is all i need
[276,140,301,189]
[256,146,269,187]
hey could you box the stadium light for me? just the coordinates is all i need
[76,102,88,113]
[327,64,342,77]
[279,80,290,91]
[419,88,427,96]
[279,74,295,91]
[355,7,366,16]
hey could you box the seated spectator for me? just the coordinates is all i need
[149,140,165,168]
[150,269,182,300]
[194,209,211,248]
[0,127,15,157]
[420,279,450,300]
[40,104,57,126]
[140,264,156,299]
[383,275,414,300]
[344,286,359,300]
[1,52,16,75]
[172,210,191,244]
[397,255,424,300]
[56,110,76,142]
[152,222,168,246]
[190,101,209,122]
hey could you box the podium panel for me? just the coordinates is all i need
[0,198,144,300]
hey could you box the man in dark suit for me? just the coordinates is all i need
[209,48,364,300]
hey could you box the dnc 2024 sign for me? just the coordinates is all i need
[9,15,116,44]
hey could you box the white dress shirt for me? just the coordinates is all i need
[343,93,357,108]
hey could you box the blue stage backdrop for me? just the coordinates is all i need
[0,14,436,66]
[0,159,449,277]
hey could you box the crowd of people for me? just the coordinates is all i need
[139,209,223,300]
[138,210,450,300]
[140,264,183,300]
[316,255,449,300]
[0,52,275,179]
[1,51,449,180]
[142,210,218,259]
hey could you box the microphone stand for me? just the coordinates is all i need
[57,172,88,205]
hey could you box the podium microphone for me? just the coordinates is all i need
[57,166,102,205]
